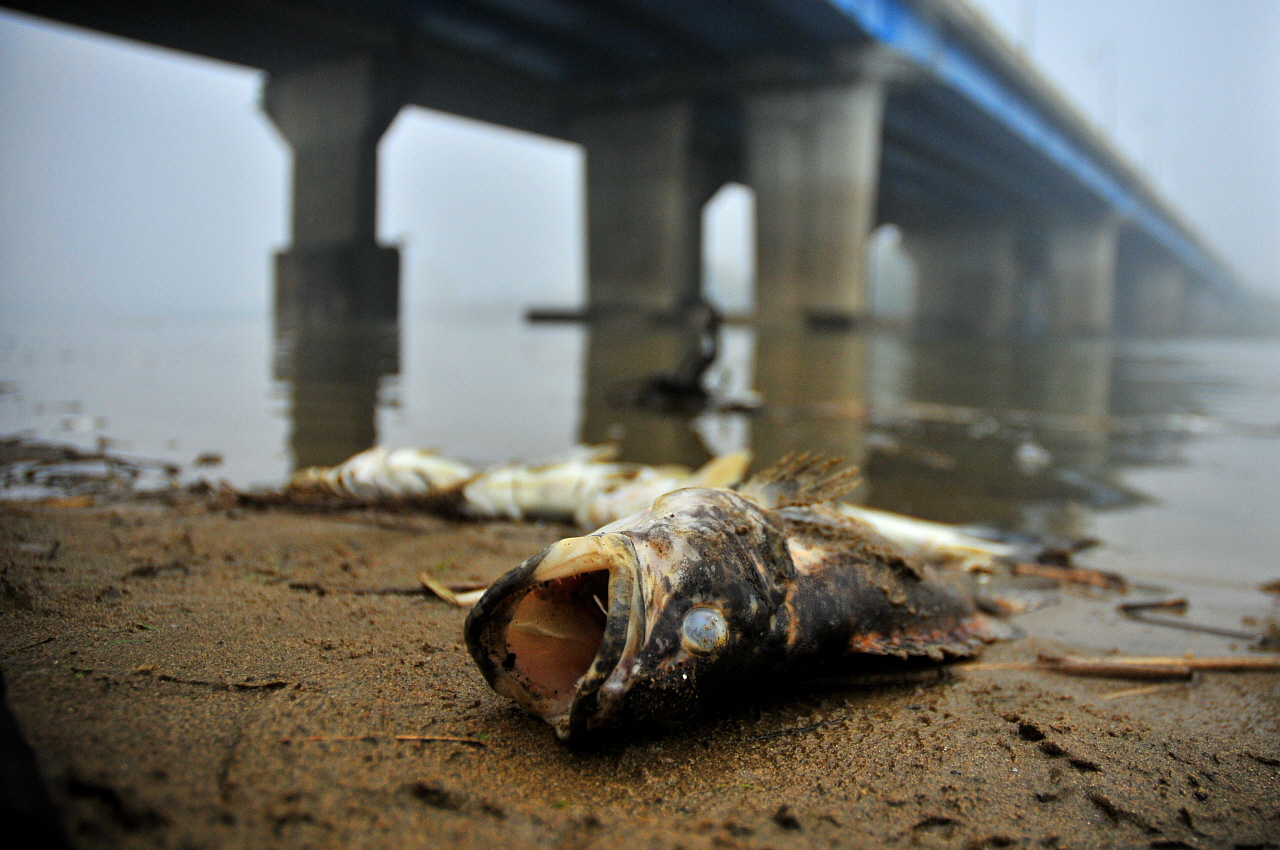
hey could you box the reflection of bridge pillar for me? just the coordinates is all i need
[751,329,868,469]
[273,320,399,470]
[264,56,402,328]
[1042,219,1118,336]
[746,81,884,326]
[579,323,711,468]
[903,223,1021,336]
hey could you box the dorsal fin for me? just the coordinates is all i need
[736,454,860,509]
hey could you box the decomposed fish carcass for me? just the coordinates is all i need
[465,456,1008,741]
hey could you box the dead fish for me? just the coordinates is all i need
[465,456,1009,741]
[462,446,751,524]
[573,450,752,529]
[289,446,476,499]
[836,503,1020,569]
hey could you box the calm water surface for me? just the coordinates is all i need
[3,309,1278,647]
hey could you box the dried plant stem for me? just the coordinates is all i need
[961,654,1280,681]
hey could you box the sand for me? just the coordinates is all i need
[2,495,1278,849]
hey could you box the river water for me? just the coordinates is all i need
[2,308,1278,650]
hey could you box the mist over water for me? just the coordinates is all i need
[4,308,1280,594]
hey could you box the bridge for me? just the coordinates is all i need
[6,0,1239,342]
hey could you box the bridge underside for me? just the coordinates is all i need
[6,0,1235,344]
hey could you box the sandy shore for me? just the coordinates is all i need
[2,495,1278,849]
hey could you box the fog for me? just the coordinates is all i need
[968,0,1280,294]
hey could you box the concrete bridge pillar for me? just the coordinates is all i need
[739,80,882,467]
[902,223,1022,336]
[1115,252,1189,336]
[573,99,738,463]
[264,55,403,328]
[903,218,1119,337]
[1042,219,1119,336]
[745,81,885,328]
[574,99,734,316]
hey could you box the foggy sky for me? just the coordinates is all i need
[2,0,1279,326]
[968,0,1280,291]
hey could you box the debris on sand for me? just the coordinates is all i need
[965,653,1280,681]
[1,436,179,498]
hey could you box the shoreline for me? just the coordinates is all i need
[2,496,1277,848]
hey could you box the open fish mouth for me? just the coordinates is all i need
[464,533,644,740]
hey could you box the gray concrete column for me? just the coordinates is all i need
[745,80,884,327]
[574,100,723,315]
[264,56,403,327]
[902,223,1022,336]
[1042,219,1119,336]
[1118,262,1188,336]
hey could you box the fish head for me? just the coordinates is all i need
[465,488,792,740]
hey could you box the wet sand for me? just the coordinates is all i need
[2,496,1278,849]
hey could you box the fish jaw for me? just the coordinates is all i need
[468,488,797,740]
[464,533,646,740]
[577,489,796,734]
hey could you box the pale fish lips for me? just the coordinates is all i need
[464,532,644,740]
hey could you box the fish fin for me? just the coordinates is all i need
[847,616,1013,660]
[737,454,860,509]
[687,450,753,490]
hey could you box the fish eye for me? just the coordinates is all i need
[681,607,728,655]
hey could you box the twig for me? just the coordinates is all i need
[278,734,486,748]
[1011,562,1126,591]
[747,716,847,742]
[394,735,487,748]
[1117,598,1188,613]
[418,572,487,607]
[961,654,1280,681]
[1098,684,1182,701]
[1036,654,1280,680]
[3,635,55,657]
[1120,609,1280,648]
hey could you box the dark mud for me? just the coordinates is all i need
[2,497,1277,849]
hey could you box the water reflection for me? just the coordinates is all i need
[273,318,398,470]
[7,304,1273,580]
[573,322,1219,550]
[579,319,712,467]
[751,327,868,469]
[860,336,1124,538]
